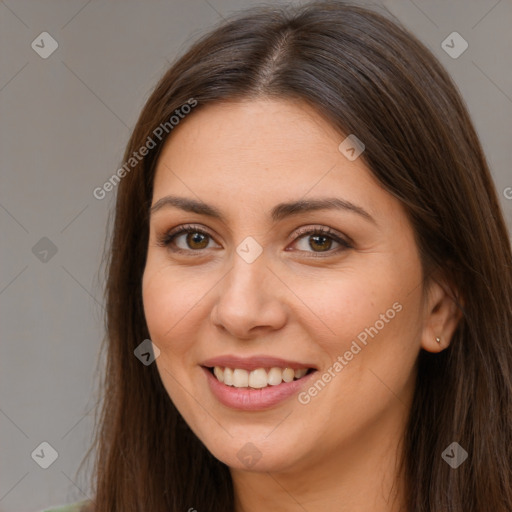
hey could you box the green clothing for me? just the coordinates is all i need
[41,500,90,512]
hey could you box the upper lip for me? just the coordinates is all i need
[200,355,318,371]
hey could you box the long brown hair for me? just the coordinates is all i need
[82,2,512,510]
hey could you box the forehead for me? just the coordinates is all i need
[151,98,390,222]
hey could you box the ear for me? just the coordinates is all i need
[420,274,464,353]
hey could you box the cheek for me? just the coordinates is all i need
[294,268,397,340]
[294,257,422,376]
[142,260,208,356]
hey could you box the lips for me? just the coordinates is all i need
[201,365,318,410]
[199,354,319,410]
[200,355,318,372]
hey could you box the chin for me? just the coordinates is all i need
[202,433,306,473]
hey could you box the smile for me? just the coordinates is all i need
[201,365,318,411]
[209,366,313,388]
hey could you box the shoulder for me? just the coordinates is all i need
[40,500,92,512]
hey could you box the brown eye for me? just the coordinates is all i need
[291,226,352,257]
[157,225,219,253]
[157,224,352,258]
[184,231,210,250]
[307,234,333,252]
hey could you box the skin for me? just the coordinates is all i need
[142,98,461,512]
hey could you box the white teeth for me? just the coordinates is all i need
[267,367,283,386]
[223,367,234,386]
[294,368,308,379]
[213,366,224,383]
[232,369,249,388]
[282,368,295,382]
[248,368,268,388]
[212,366,310,388]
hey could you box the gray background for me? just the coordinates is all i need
[0,0,511,511]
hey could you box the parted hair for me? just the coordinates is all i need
[79,2,512,511]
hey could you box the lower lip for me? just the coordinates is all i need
[201,366,317,411]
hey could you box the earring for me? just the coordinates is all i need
[435,336,441,344]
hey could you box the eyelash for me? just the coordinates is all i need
[156,223,353,258]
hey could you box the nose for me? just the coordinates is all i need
[210,252,288,339]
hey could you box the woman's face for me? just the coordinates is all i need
[142,98,446,475]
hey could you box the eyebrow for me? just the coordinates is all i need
[149,195,376,225]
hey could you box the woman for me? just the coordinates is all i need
[43,1,512,511]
